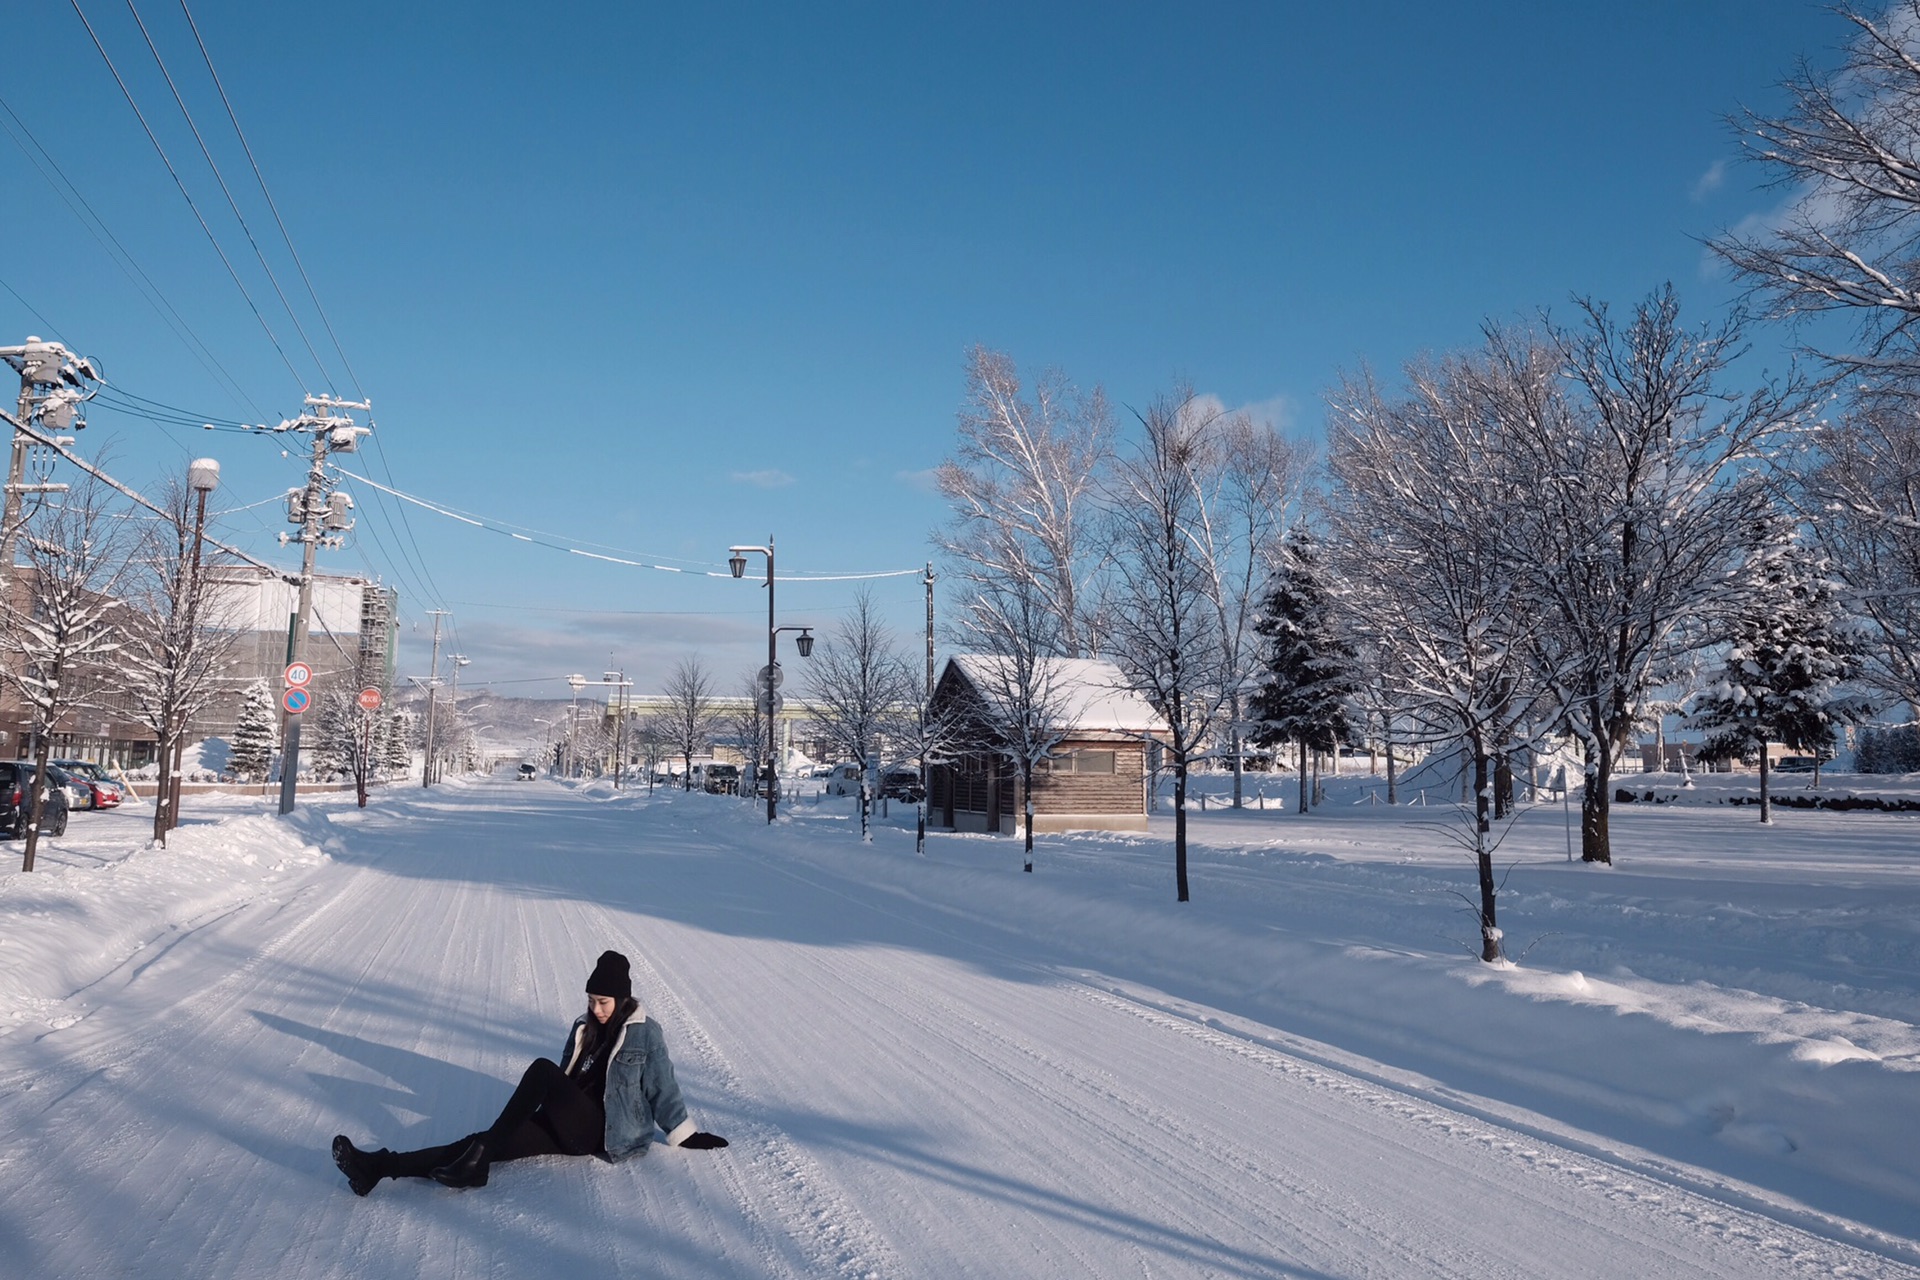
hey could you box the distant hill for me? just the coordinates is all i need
[394,690,581,759]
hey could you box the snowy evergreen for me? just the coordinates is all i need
[1249,527,1358,813]
[228,680,278,781]
[1855,724,1920,774]
[380,708,415,778]
[1692,534,1869,817]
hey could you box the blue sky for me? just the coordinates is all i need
[0,1,1845,697]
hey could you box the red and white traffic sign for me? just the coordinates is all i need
[357,687,383,711]
[282,687,311,715]
[284,661,314,688]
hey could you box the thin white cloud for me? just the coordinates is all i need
[895,467,941,493]
[1691,158,1729,202]
[1185,392,1295,433]
[731,469,795,489]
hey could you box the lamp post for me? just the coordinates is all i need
[565,673,585,777]
[728,537,813,823]
[165,458,220,836]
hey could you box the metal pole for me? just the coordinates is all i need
[919,561,934,853]
[766,535,777,824]
[1,380,30,582]
[421,610,446,787]
[277,429,327,816]
[448,656,467,777]
[167,483,211,834]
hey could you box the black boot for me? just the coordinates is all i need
[332,1135,387,1197]
[430,1137,490,1189]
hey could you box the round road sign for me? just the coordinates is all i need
[357,687,383,711]
[284,661,314,688]
[283,687,311,715]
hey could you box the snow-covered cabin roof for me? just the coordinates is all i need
[944,655,1165,734]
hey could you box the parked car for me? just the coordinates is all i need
[1773,756,1823,773]
[822,762,866,796]
[880,768,925,803]
[54,759,123,810]
[516,762,538,780]
[698,763,740,795]
[0,761,70,839]
[43,764,93,812]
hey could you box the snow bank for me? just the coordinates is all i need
[0,804,331,1038]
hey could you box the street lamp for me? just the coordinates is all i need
[564,673,586,777]
[728,536,813,822]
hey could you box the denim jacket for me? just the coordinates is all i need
[562,1004,695,1162]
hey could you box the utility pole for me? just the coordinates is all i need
[602,669,632,787]
[277,395,369,816]
[447,654,469,777]
[919,561,935,854]
[565,673,585,778]
[2,338,95,588]
[420,609,448,787]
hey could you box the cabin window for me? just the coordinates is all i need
[1076,750,1116,775]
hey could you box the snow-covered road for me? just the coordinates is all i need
[1,775,1914,1278]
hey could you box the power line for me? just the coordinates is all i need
[0,91,268,419]
[3,406,285,575]
[67,0,309,393]
[334,466,926,582]
[177,0,364,401]
[124,0,333,390]
[170,0,445,613]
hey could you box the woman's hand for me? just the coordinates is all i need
[680,1132,729,1150]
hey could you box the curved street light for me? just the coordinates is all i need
[728,536,813,822]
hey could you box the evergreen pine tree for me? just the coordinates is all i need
[1248,527,1359,812]
[229,680,278,781]
[1692,533,1868,820]
[380,708,415,778]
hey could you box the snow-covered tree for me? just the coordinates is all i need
[954,584,1080,874]
[229,679,278,781]
[314,688,379,806]
[1249,526,1360,814]
[1104,391,1235,901]
[0,471,131,871]
[1692,534,1868,821]
[1856,723,1920,773]
[728,671,769,791]
[659,658,717,789]
[380,707,415,779]
[118,474,244,842]
[1710,2,1920,386]
[1804,400,1920,718]
[801,587,917,839]
[1324,350,1572,962]
[936,346,1113,660]
[1520,289,1806,863]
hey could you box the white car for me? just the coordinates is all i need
[822,763,866,796]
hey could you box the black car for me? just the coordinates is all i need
[0,761,71,839]
[881,768,925,803]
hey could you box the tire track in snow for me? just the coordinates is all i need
[1069,981,1920,1279]
[794,934,1458,1279]
[706,849,1429,1277]
[620,936,901,1280]
[725,836,1920,1279]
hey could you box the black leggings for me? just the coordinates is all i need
[386,1058,604,1178]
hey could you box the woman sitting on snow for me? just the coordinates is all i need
[331,950,727,1194]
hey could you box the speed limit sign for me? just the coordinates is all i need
[284,661,314,688]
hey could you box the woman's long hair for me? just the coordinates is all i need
[579,995,639,1061]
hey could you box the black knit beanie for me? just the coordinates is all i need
[585,950,632,1000]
